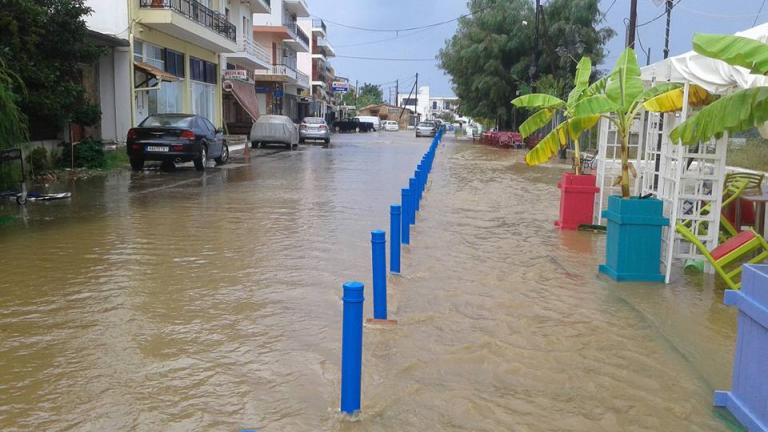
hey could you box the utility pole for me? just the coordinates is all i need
[354,80,358,107]
[626,0,638,48]
[663,0,672,59]
[395,79,399,107]
[653,0,674,188]
[415,73,419,124]
[530,0,541,87]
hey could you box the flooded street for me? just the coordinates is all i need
[0,132,741,431]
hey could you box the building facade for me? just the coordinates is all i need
[297,18,336,123]
[398,86,460,123]
[252,0,311,123]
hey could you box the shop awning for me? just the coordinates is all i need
[134,61,177,82]
[223,79,260,121]
[641,22,768,94]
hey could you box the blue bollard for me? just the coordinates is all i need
[371,230,387,320]
[401,189,411,245]
[390,205,401,274]
[410,177,418,217]
[340,281,364,415]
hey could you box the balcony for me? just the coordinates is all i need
[138,0,237,52]
[253,63,308,88]
[311,19,326,36]
[284,0,309,17]
[316,37,335,58]
[223,38,271,70]
[282,21,310,52]
[245,0,270,13]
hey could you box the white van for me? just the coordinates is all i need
[354,116,381,131]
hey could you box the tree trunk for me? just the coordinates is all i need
[620,131,631,198]
[573,138,581,175]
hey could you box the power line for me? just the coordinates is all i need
[637,0,684,27]
[336,55,436,62]
[677,4,768,19]
[755,0,767,25]
[316,4,494,33]
[335,27,434,48]
[600,0,619,23]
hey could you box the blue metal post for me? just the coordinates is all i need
[390,205,401,273]
[410,177,418,216]
[401,189,411,245]
[340,281,364,415]
[371,230,387,320]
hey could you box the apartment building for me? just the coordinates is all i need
[221,0,272,134]
[86,0,243,141]
[252,0,311,122]
[297,18,336,123]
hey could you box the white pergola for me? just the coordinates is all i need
[594,22,768,283]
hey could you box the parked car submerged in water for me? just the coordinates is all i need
[299,117,331,144]
[415,121,437,138]
[126,113,228,172]
[250,115,299,150]
[383,120,399,131]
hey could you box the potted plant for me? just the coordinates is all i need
[571,48,690,281]
[512,57,605,230]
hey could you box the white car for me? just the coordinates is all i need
[355,115,380,131]
[250,115,299,150]
[383,120,399,131]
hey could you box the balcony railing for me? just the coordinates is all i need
[282,20,310,47]
[139,0,236,42]
[312,19,326,34]
[254,63,297,80]
[296,70,309,88]
[240,39,270,64]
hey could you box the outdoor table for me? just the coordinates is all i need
[735,190,768,237]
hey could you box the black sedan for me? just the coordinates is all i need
[126,114,229,171]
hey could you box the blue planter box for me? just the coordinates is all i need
[715,264,768,432]
[599,195,669,282]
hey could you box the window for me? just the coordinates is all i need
[133,41,144,62]
[432,101,438,110]
[164,49,185,77]
[191,81,215,122]
[144,43,164,69]
[401,98,416,107]
[190,57,217,84]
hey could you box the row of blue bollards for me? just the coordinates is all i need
[339,127,445,415]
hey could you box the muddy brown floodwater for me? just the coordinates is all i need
[0,132,743,431]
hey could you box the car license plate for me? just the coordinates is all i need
[146,146,169,152]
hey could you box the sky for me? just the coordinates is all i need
[308,0,768,98]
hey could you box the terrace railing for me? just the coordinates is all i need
[139,0,236,42]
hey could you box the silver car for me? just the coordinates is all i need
[415,121,437,138]
[250,115,299,150]
[299,117,331,144]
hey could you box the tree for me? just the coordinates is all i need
[512,57,605,173]
[0,57,27,150]
[571,48,691,197]
[438,0,614,129]
[355,83,383,108]
[671,34,768,145]
[0,0,102,139]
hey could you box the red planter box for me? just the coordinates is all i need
[555,173,600,230]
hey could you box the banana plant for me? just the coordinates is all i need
[571,48,687,198]
[671,33,768,144]
[511,57,605,174]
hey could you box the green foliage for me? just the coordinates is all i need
[58,138,105,169]
[0,56,28,150]
[573,48,682,196]
[104,149,128,170]
[26,146,51,175]
[727,138,768,172]
[0,0,102,138]
[435,111,457,123]
[438,0,614,128]
[356,83,383,109]
[672,34,768,145]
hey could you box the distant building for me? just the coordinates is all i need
[397,86,459,123]
[358,104,414,129]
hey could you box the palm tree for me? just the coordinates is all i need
[571,48,689,197]
[671,33,768,144]
[512,57,605,174]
